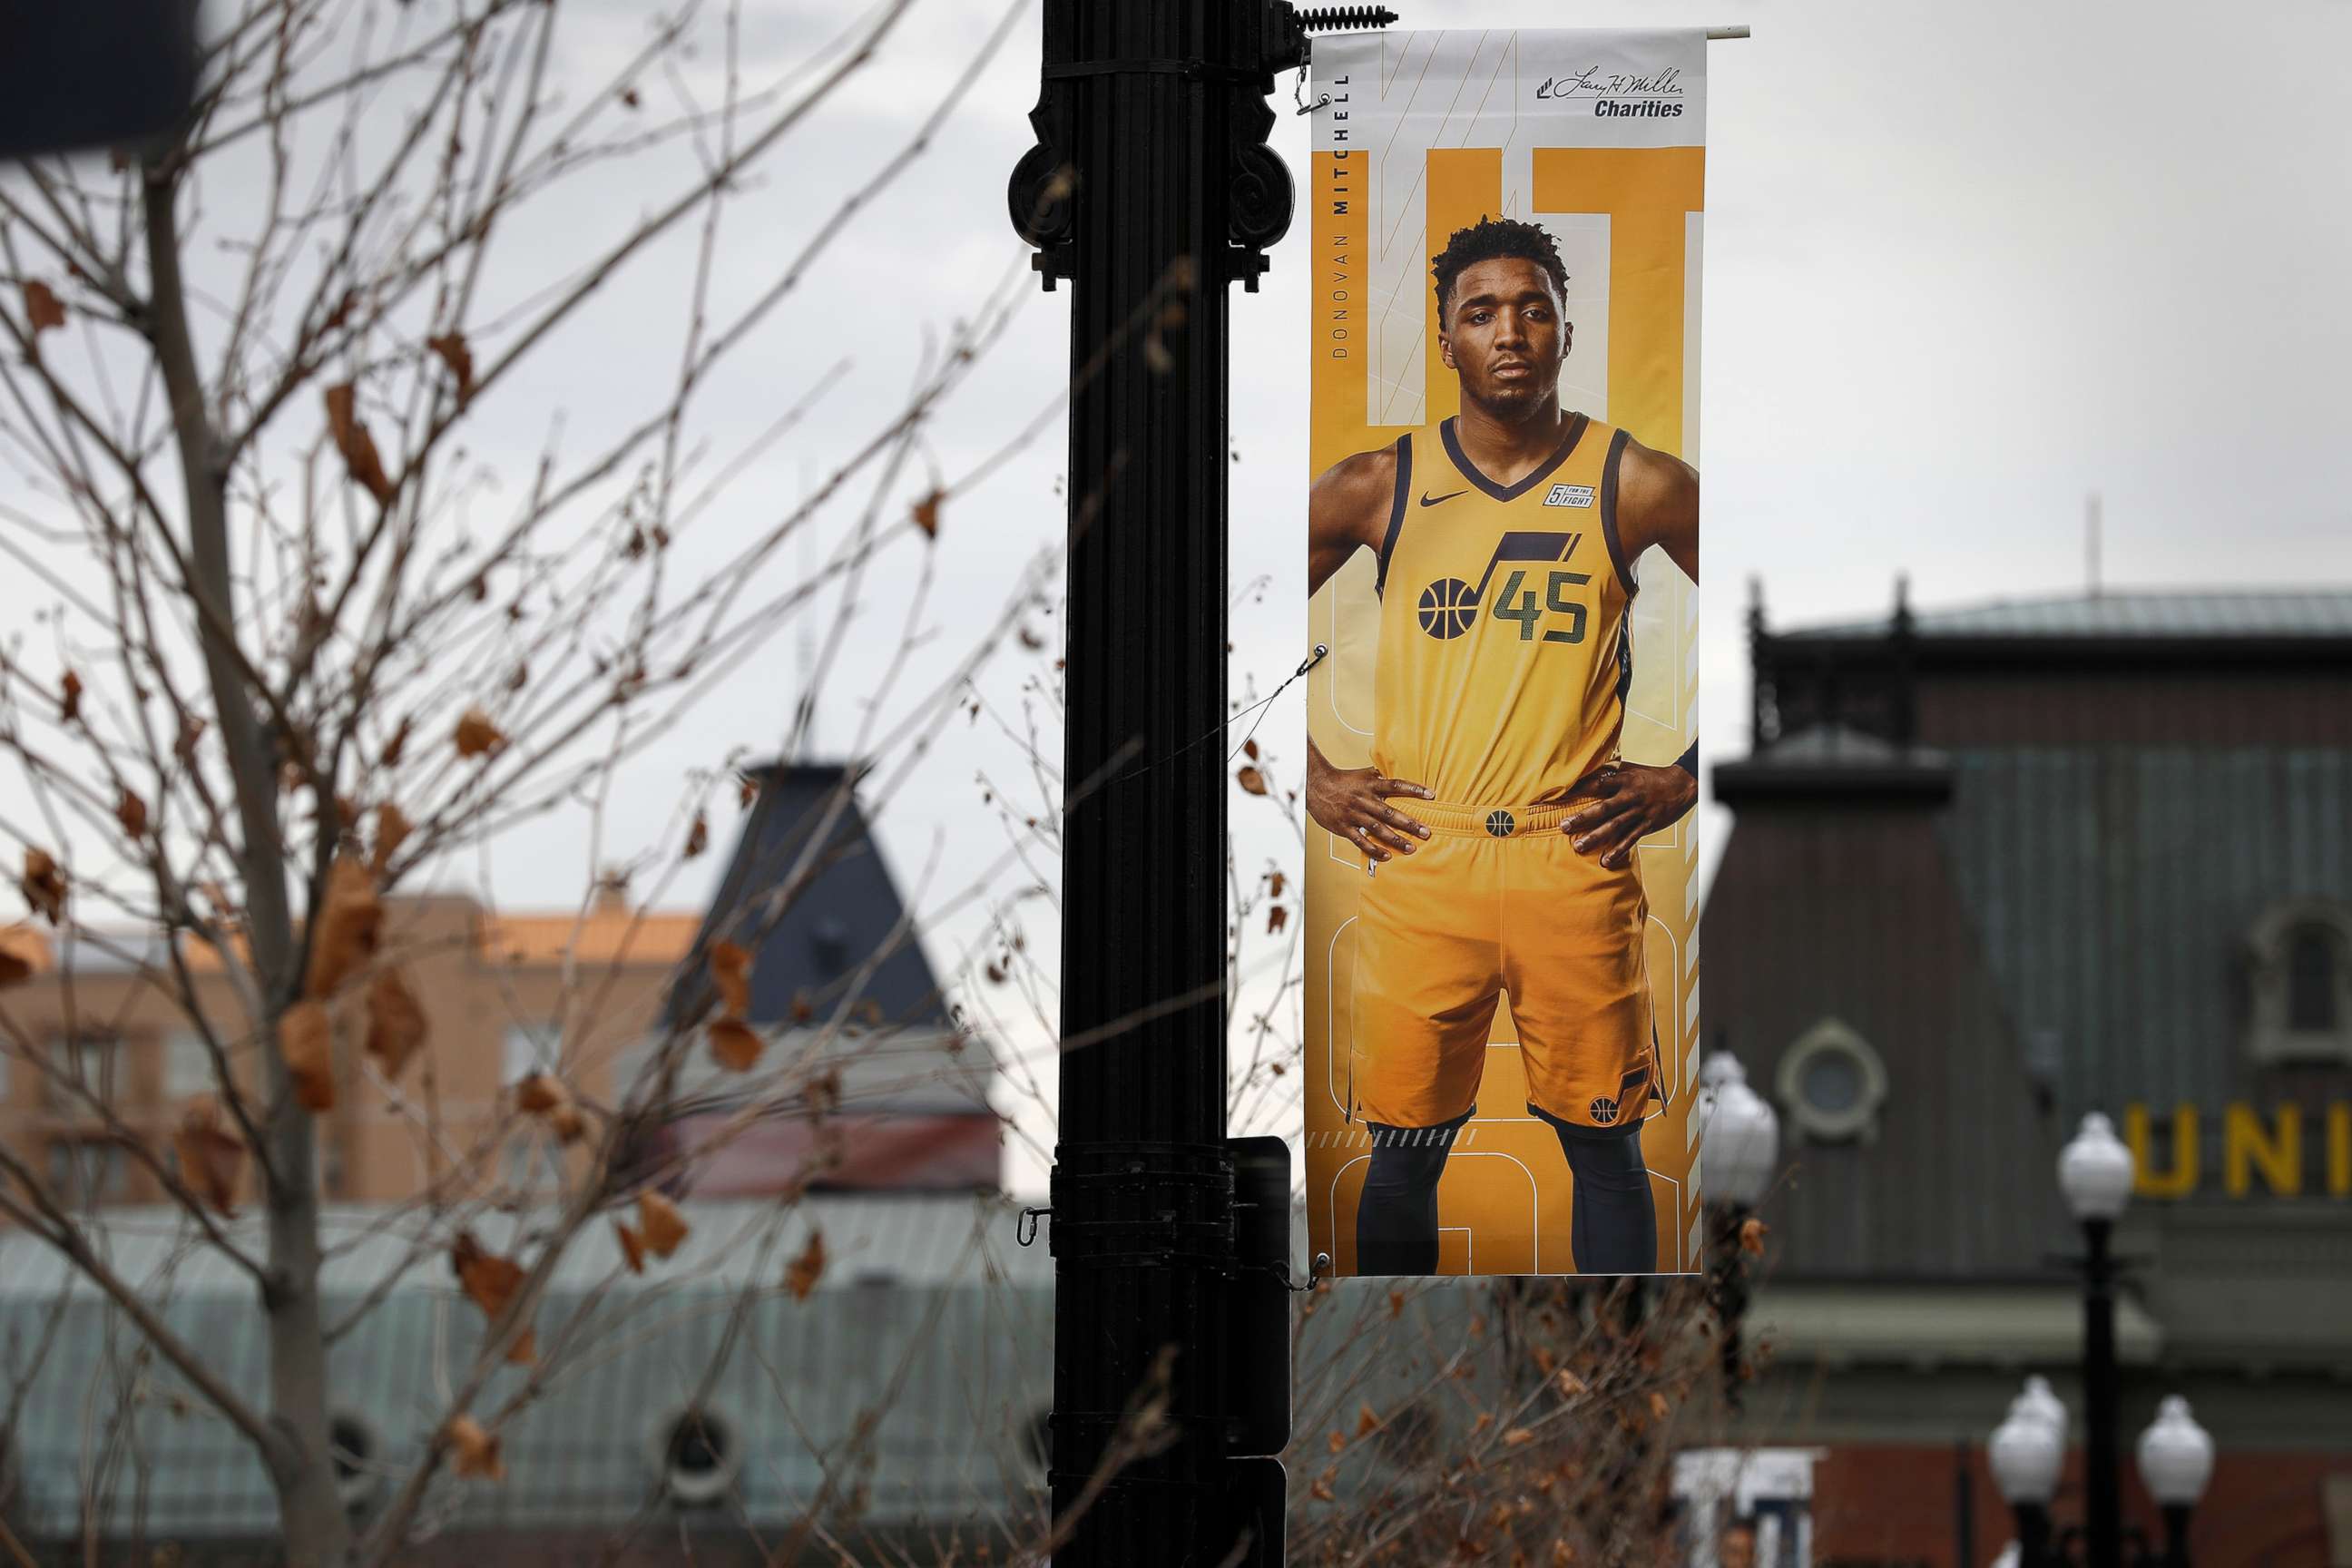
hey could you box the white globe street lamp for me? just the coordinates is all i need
[2135,1396,2213,1506]
[1990,1382,2066,1568]
[1990,1387,2066,1507]
[2138,1396,2215,1568]
[2058,1112,2136,1223]
[2018,1375,2068,1438]
[1700,1053,1779,1209]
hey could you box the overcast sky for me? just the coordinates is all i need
[9,0,2352,1192]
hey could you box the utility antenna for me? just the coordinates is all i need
[2085,492,2102,600]
[790,460,818,758]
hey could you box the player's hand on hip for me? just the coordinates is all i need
[1563,762,1697,870]
[1306,751,1434,862]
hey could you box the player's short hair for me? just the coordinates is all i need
[1431,216,1569,327]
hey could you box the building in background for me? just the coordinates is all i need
[1710,586,2352,1568]
[0,760,997,1211]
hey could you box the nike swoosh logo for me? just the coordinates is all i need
[1419,489,1467,507]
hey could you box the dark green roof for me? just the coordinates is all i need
[1794,588,2352,642]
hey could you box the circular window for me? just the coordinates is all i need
[1776,1018,1887,1144]
[328,1412,383,1510]
[648,1406,741,1507]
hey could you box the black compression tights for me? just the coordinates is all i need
[1354,1128,1453,1275]
[1353,1121,1657,1276]
[1559,1122,1657,1275]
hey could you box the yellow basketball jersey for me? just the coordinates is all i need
[1371,413,1636,805]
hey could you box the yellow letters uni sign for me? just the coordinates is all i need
[2123,1102,2352,1199]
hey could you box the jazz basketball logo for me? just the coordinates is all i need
[1416,532,1589,642]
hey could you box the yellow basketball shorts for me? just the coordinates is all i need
[1348,799,1659,1137]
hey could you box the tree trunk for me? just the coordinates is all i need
[142,152,354,1568]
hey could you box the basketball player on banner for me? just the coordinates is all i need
[1304,216,1700,1276]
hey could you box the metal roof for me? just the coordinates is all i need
[0,1196,1053,1541]
[1936,746,2352,1112]
[1791,588,2352,642]
[0,1198,1518,1547]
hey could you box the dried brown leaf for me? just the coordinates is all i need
[279,1000,336,1112]
[1739,1215,1768,1257]
[505,1326,536,1366]
[372,802,412,877]
[1647,1391,1670,1421]
[683,810,709,860]
[637,1191,690,1259]
[24,279,66,333]
[911,489,943,539]
[364,967,428,1080]
[1266,904,1289,934]
[709,939,751,1018]
[1242,738,1259,760]
[172,1095,244,1215]
[784,1228,826,1300]
[111,789,149,841]
[547,1103,585,1144]
[58,670,83,722]
[1268,871,1286,898]
[1236,765,1268,796]
[451,1230,524,1319]
[514,1071,567,1113]
[322,382,396,505]
[1308,1472,1337,1503]
[614,1220,647,1274]
[1501,1427,1535,1447]
[304,857,381,998]
[380,715,411,768]
[454,707,506,760]
[20,848,66,925]
[446,1415,504,1480]
[426,332,475,404]
[1356,1404,1380,1436]
[708,1017,764,1072]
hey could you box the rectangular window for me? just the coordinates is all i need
[48,1137,127,1202]
[164,1030,214,1102]
[45,1032,121,1109]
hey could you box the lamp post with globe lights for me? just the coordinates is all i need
[2057,1112,2137,1568]
[1982,1111,2217,1568]
[1699,1052,1779,1407]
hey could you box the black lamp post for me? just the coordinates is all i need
[1985,1115,2216,1568]
[2056,1111,2136,1568]
[1698,1052,1778,1408]
[1005,5,1391,1564]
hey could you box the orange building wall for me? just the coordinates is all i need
[0,895,696,1209]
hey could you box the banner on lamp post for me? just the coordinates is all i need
[1302,29,1705,1279]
